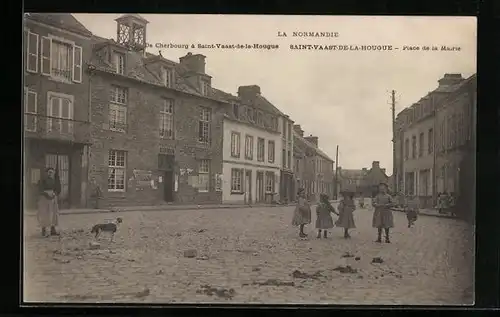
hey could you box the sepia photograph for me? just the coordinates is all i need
[22,13,476,305]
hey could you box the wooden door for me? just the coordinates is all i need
[45,153,70,208]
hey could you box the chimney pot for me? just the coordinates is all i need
[179,53,206,74]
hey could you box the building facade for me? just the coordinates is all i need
[23,13,93,209]
[361,161,389,197]
[87,14,226,207]
[219,87,282,204]
[394,73,476,209]
[280,116,295,203]
[337,167,366,195]
[293,125,334,202]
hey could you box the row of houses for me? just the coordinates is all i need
[392,73,477,211]
[23,13,335,209]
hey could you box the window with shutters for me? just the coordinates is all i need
[231,132,241,158]
[24,88,38,132]
[247,107,254,122]
[265,171,275,193]
[404,138,409,160]
[200,80,210,96]
[257,138,265,162]
[198,159,210,192]
[411,135,417,159]
[231,168,243,192]
[419,132,424,157]
[113,51,125,75]
[25,31,39,73]
[108,150,126,191]
[268,140,275,163]
[47,92,74,135]
[428,128,434,154]
[109,85,128,132]
[257,111,264,126]
[40,36,82,83]
[198,107,211,144]
[159,99,174,139]
[232,104,239,119]
[245,135,254,160]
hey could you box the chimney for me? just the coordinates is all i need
[438,73,463,87]
[381,168,386,174]
[293,124,304,137]
[238,85,261,98]
[304,135,318,147]
[372,161,380,169]
[179,52,206,74]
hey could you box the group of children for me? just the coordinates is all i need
[292,183,419,243]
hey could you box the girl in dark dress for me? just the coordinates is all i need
[315,194,338,238]
[292,188,312,238]
[335,190,357,238]
[372,183,395,243]
[37,167,61,237]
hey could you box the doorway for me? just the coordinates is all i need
[163,171,174,202]
[45,153,70,208]
[245,170,252,204]
[256,171,264,203]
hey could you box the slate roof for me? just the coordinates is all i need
[27,13,93,37]
[293,131,334,162]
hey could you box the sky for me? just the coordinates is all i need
[73,14,477,173]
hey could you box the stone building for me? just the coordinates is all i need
[280,116,295,203]
[216,86,282,204]
[361,161,389,197]
[337,167,366,195]
[23,13,93,209]
[293,125,334,202]
[87,14,227,207]
[393,73,476,208]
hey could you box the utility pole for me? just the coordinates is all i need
[391,90,397,193]
[334,145,339,200]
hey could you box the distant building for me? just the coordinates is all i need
[293,125,334,202]
[360,161,389,196]
[217,85,283,204]
[337,167,366,194]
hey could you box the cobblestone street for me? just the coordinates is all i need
[23,204,474,305]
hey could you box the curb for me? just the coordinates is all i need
[24,200,340,217]
[391,208,458,220]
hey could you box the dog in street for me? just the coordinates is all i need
[91,217,123,242]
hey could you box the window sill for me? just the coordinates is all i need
[108,189,126,193]
[230,155,241,159]
[110,127,127,133]
[47,75,74,84]
[198,190,209,193]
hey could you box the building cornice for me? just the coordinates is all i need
[223,115,281,135]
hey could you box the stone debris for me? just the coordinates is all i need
[291,270,323,279]
[197,284,235,300]
[53,257,70,264]
[183,249,197,258]
[332,265,358,274]
[341,252,355,258]
[252,279,295,287]
[371,257,384,264]
[355,256,361,261]
[88,241,100,250]
[197,229,207,233]
[156,269,164,275]
[197,255,209,260]
[252,267,261,272]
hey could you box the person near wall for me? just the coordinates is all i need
[37,167,61,237]
[315,194,339,239]
[405,195,419,228]
[89,178,102,209]
[372,182,395,243]
[292,188,312,238]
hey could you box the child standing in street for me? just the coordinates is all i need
[315,194,339,238]
[405,195,419,228]
[335,190,356,239]
[292,188,312,239]
[372,183,395,243]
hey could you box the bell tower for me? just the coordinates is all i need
[115,14,149,52]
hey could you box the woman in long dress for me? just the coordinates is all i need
[292,188,312,238]
[315,194,338,238]
[335,190,356,238]
[372,182,395,243]
[37,167,61,237]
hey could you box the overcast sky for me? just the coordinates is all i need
[74,14,476,173]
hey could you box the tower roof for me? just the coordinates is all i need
[115,14,149,25]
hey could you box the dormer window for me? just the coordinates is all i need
[233,104,239,119]
[112,51,125,75]
[246,107,254,122]
[161,67,174,88]
[257,111,264,126]
[201,80,210,96]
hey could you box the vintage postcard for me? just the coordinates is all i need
[23,13,476,305]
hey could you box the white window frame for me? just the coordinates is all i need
[201,80,210,96]
[231,132,241,158]
[198,107,211,144]
[245,135,254,160]
[162,67,174,88]
[41,35,82,83]
[26,31,39,73]
[231,168,243,193]
[159,99,174,139]
[247,107,254,122]
[198,159,210,193]
[113,51,125,75]
[108,150,127,192]
[109,85,128,132]
[257,138,265,162]
[46,91,74,134]
[24,87,38,132]
[268,140,275,163]
[265,171,275,193]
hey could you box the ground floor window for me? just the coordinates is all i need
[265,171,275,193]
[198,159,210,192]
[231,168,243,193]
[108,150,126,191]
